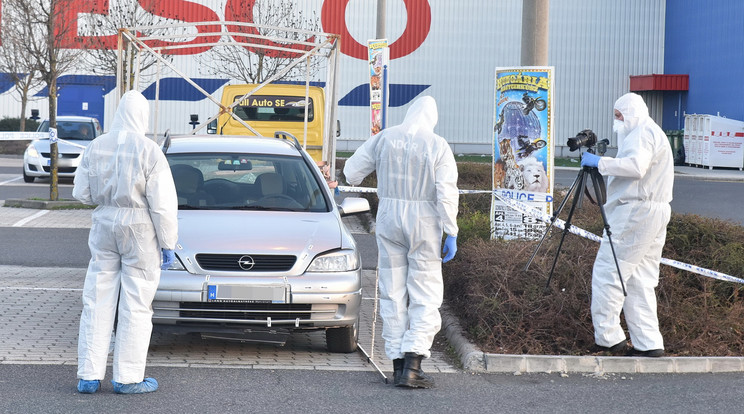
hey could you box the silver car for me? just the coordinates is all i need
[23,116,103,182]
[154,134,370,353]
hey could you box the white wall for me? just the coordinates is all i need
[0,0,665,154]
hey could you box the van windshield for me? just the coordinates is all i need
[232,95,314,122]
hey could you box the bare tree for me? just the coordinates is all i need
[0,7,43,132]
[8,0,82,200]
[78,1,174,85]
[198,0,323,84]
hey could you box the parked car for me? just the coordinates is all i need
[22,116,103,182]
[154,133,370,353]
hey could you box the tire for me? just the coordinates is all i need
[535,99,547,111]
[22,168,34,183]
[326,320,358,353]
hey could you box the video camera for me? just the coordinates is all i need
[567,129,609,155]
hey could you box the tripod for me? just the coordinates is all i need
[524,154,627,296]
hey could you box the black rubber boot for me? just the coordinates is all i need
[392,358,404,385]
[396,352,434,388]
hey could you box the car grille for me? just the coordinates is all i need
[196,254,296,271]
[41,152,80,159]
[179,302,312,320]
[42,166,77,173]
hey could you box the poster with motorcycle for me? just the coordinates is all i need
[368,39,388,135]
[491,67,554,240]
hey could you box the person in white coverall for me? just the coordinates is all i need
[343,96,459,388]
[73,90,179,394]
[580,92,674,357]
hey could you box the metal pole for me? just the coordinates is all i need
[521,0,550,66]
[376,0,386,39]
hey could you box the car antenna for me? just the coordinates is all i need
[161,129,171,154]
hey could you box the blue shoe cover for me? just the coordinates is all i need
[77,379,101,394]
[112,377,158,394]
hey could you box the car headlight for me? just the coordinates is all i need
[26,146,40,158]
[165,254,186,271]
[307,249,359,272]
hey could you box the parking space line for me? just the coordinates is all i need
[0,176,22,185]
[0,287,83,291]
[12,210,50,227]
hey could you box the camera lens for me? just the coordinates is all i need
[567,130,597,151]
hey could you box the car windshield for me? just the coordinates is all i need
[38,120,97,141]
[166,152,329,212]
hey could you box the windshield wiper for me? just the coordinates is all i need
[228,205,302,212]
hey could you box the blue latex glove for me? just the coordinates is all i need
[442,235,457,263]
[581,152,600,168]
[161,249,175,270]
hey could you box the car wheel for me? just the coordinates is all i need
[22,169,34,183]
[326,319,358,353]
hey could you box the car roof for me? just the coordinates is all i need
[41,116,98,123]
[165,135,304,157]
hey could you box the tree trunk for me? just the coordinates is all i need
[48,5,58,201]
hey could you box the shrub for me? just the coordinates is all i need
[445,186,744,356]
[339,156,744,356]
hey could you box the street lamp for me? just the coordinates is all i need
[189,114,199,129]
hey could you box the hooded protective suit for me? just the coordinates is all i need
[73,90,178,384]
[343,96,459,359]
[591,93,674,351]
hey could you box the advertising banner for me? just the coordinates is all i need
[491,67,554,240]
[368,39,389,135]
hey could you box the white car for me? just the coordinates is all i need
[22,116,103,182]
[154,133,370,352]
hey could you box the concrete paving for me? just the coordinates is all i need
[0,264,457,375]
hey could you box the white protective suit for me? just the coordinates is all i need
[592,92,674,351]
[343,96,459,359]
[73,90,178,384]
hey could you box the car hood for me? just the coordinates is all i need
[176,210,343,258]
[32,139,91,154]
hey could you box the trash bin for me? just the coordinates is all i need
[665,129,685,165]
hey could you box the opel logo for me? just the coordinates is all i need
[238,255,255,270]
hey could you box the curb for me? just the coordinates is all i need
[3,198,89,209]
[439,306,744,374]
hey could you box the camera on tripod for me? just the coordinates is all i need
[525,130,626,297]
[567,129,609,155]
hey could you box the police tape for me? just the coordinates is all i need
[491,192,744,284]
[0,131,86,150]
[338,185,744,284]
[338,186,554,203]
[0,132,47,141]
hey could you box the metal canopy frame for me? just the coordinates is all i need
[116,21,340,167]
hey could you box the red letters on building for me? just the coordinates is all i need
[321,0,431,60]
[224,0,316,58]
[56,0,114,49]
[137,0,221,55]
[32,0,431,59]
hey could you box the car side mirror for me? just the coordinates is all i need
[338,197,370,217]
[207,119,217,134]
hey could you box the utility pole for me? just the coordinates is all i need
[376,0,386,38]
[521,0,549,66]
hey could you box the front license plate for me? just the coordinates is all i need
[207,284,286,303]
